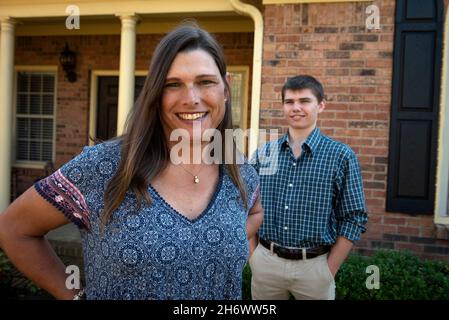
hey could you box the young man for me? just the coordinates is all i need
[250,75,368,300]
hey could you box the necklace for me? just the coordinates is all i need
[179,164,202,184]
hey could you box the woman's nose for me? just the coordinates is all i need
[182,85,200,105]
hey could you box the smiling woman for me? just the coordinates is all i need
[0,22,263,300]
[160,49,228,144]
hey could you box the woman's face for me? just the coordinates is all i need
[161,49,228,144]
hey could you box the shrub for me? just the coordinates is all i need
[242,250,449,300]
[336,250,449,300]
[0,250,46,299]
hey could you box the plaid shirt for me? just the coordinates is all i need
[251,127,368,248]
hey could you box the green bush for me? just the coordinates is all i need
[242,250,449,300]
[0,250,45,299]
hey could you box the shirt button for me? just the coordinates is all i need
[288,183,293,187]
[292,163,296,166]
[284,226,288,230]
[285,205,289,210]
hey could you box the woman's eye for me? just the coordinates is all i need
[165,82,180,88]
[199,80,215,85]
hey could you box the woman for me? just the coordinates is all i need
[0,23,263,300]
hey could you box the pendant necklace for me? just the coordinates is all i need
[179,164,202,184]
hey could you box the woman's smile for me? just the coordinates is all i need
[176,111,209,121]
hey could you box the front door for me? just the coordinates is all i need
[96,76,146,141]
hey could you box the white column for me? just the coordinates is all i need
[116,14,139,136]
[0,18,16,212]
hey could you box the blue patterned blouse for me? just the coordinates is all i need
[34,140,260,300]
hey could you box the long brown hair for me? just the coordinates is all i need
[101,23,248,226]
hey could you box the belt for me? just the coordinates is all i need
[259,238,331,260]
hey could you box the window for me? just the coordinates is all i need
[228,66,249,130]
[230,71,244,128]
[14,71,56,164]
[228,66,250,153]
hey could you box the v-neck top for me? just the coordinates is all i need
[148,164,224,224]
[34,139,260,300]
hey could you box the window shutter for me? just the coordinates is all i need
[386,0,444,214]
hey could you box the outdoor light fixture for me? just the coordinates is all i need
[60,43,77,82]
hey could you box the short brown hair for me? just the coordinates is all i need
[282,75,325,103]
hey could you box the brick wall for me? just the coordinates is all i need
[13,32,253,195]
[261,0,449,260]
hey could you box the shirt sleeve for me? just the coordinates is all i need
[34,146,95,230]
[334,149,368,243]
[249,148,260,174]
[249,183,261,213]
[239,162,261,214]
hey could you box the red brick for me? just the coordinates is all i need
[397,226,420,236]
[362,112,388,121]
[421,218,436,228]
[362,173,374,180]
[368,215,382,224]
[374,139,388,147]
[359,147,388,156]
[407,218,422,227]
[350,87,376,94]
[318,112,336,120]
[384,217,407,226]
[334,129,361,137]
[357,155,374,164]
[368,206,387,214]
[366,59,393,68]
[395,243,424,252]
[420,227,436,238]
[321,120,347,128]
[364,181,385,190]
[346,138,373,146]
[366,198,384,207]
[372,190,387,198]
[360,129,388,138]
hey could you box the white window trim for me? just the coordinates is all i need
[228,65,250,154]
[434,9,449,225]
[228,65,250,131]
[12,66,58,169]
[89,70,148,146]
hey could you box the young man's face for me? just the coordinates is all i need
[282,88,325,132]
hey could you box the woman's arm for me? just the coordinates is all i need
[246,197,263,257]
[0,187,81,299]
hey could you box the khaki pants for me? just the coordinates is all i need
[249,244,335,300]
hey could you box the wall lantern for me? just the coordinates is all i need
[60,43,77,82]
